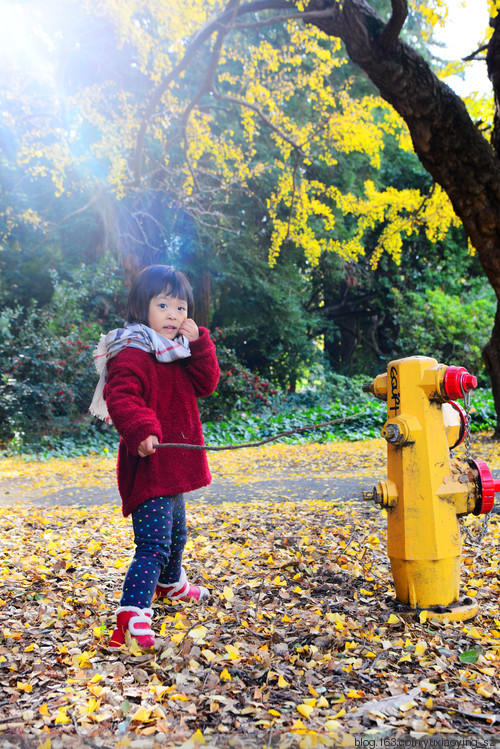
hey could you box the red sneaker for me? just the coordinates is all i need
[155,567,209,603]
[108,607,155,649]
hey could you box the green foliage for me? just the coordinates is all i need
[0,310,95,439]
[468,388,496,432]
[0,258,124,443]
[2,423,119,461]
[3,373,495,459]
[392,285,495,383]
[212,242,319,391]
[458,648,484,664]
[198,328,279,421]
[202,398,385,447]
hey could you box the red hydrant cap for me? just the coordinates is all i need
[471,459,496,515]
[444,366,478,400]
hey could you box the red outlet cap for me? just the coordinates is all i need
[444,366,478,400]
[470,459,496,515]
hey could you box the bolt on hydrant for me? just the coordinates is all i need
[363,356,498,622]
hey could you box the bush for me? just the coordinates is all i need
[0,259,123,444]
[0,311,97,440]
[3,375,495,459]
[198,328,279,421]
[392,286,495,383]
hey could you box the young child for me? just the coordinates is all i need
[91,265,219,649]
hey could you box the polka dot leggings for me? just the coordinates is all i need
[120,494,187,609]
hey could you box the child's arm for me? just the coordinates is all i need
[104,351,162,456]
[183,327,220,397]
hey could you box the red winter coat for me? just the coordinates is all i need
[104,327,219,516]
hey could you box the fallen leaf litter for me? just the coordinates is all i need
[0,436,499,748]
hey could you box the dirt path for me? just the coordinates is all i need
[1,435,499,510]
[0,439,386,508]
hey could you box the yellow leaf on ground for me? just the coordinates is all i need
[189,625,208,644]
[297,703,314,719]
[324,719,341,731]
[399,700,417,712]
[299,731,318,749]
[225,643,240,660]
[130,706,152,723]
[466,627,482,639]
[54,708,71,724]
[477,684,494,698]
[190,728,206,745]
[291,719,307,734]
[17,682,33,692]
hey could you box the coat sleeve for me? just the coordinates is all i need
[184,327,220,398]
[104,350,163,454]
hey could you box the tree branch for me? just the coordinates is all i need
[155,413,366,451]
[377,0,407,50]
[284,150,301,243]
[212,87,306,155]
[463,44,488,62]
[179,1,243,195]
[232,7,340,31]
[132,0,292,185]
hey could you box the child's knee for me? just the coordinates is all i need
[135,542,171,567]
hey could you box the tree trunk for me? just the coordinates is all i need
[483,300,500,439]
[194,271,211,328]
[300,0,500,435]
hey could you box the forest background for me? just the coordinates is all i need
[1,0,499,456]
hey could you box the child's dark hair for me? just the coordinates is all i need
[126,265,195,325]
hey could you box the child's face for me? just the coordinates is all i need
[148,290,188,339]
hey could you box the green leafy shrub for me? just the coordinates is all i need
[468,388,496,432]
[392,286,495,383]
[202,397,386,446]
[0,259,123,444]
[4,380,495,459]
[198,328,279,421]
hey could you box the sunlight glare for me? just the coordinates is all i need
[0,1,53,72]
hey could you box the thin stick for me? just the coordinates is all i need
[156,413,367,451]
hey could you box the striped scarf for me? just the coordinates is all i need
[89,322,191,422]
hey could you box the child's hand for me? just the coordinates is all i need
[179,318,199,341]
[138,435,158,457]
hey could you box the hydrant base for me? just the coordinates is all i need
[419,601,478,623]
[390,556,460,610]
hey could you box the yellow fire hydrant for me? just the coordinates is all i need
[363,356,497,621]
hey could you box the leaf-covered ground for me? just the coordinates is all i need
[0,437,499,748]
